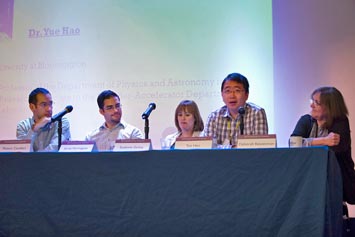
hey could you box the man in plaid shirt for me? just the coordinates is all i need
[204,73,268,147]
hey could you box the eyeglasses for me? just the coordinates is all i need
[222,89,245,95]
[36,101,54,108]
[104,103,122,111]
[310,99,321,106]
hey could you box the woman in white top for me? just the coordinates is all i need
[164,100,204,148]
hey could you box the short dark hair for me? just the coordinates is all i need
[28,88,51,104]
[221,73,249,94]
[174,100,204,132]
[97,90,120,109]
[312,87,348,128]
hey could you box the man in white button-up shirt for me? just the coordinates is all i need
[85,90,143,151]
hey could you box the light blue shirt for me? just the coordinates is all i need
[85,120,144,151]
[16,117,71,152]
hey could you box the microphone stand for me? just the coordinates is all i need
[144,118,149,139]
[58,119,62,151]
[238,107,245,135]
[240,115,244,135]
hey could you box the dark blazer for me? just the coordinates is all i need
[292,114,355,204]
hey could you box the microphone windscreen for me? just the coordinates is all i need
[66,105,73,112]
[238,107,245,115]
[149,103,156,110]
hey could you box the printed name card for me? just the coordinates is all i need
[113,139,152,152]
[236,134,277,149]
[59,141,97,152]
[175,137,213,149]
[0,140,31,152]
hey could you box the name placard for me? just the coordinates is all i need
[59,141,97,152]
[113,139,152,152]
[0,140,31,152]
[236,134,277,149]
[175,137,213,149]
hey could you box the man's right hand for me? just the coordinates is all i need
[32,117,51,132]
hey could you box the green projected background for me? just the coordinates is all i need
[0,0,273,148]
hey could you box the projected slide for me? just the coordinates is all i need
[0,0,273,148]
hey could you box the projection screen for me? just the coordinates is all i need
[0,0,273,149]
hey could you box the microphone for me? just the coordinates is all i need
[238,106,245,135]
[51,105,73,122]
[142,103,156,119]
[41,105,73,130]
[238,106,245,116]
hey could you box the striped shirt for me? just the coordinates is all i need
[204,103,268,146]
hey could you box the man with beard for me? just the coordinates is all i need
[85,90,144,151]
[16,87,71,151]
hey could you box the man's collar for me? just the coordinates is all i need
[100,120,126,130]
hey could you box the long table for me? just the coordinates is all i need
[0,147,342,237]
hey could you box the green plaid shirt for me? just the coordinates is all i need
[204,103,268,145]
